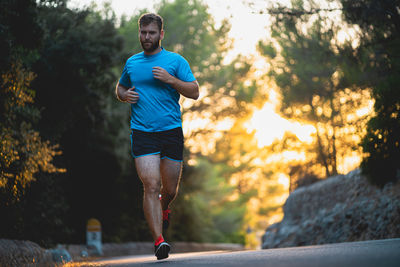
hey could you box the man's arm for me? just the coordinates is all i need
[152,67,199,100]
[115,82,139,104]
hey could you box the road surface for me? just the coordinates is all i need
[70,238,400,267]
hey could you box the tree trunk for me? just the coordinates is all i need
[329,93,338,176]
[309,99,331,177]
[316,124,331,177]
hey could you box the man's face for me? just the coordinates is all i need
[139,22,164,53]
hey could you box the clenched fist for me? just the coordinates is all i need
[123,86,139,104]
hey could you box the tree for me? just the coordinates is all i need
[0,0,68,246]
[0,0,65,205]
[258,0,371,181]
[27,0,139,244]
[0,62,65,204]
[340,0,400,186]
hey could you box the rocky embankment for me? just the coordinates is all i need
[262,169,400,249]
[3,169,398,264]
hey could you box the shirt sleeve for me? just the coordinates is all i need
[119,62,131,88]
[176,56,196,82]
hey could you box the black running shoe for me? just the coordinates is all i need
[154,241,170,260]
[162,209,171,230]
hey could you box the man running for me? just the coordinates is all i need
[115,13,199,260]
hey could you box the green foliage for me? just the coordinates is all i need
[258,41,276,58]
[340,0,400,185]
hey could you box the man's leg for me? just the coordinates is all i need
[160,158,182,210]
[135,155,162,240]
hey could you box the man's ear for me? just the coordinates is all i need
[160,29,165,40]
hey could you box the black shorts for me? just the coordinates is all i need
[130,127,184,162]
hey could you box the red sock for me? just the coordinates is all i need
[163,209,171,220]
[155,235,164,246]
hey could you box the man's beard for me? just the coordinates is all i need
[140,37,160,53]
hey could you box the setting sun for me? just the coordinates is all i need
[245,90,316,147]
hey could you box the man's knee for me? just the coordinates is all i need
[143,180,161,194]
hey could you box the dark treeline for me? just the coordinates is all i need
[0,0,148,246]
[0,0,254,247]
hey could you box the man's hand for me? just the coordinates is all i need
[123,87,139,104]
[116,82,139,104]
[152,66,173,84]
[152,66,199,100]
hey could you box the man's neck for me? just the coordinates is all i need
[144,46,162,56]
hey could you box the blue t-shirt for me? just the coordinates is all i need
[119,48,196,132]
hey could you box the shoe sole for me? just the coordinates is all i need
[155,242,170,260]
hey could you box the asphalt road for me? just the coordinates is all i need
[75,238,400,267]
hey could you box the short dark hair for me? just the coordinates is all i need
[138,13,163,32]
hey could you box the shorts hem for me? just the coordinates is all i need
[161,156,183,162]
[133,152,161,158]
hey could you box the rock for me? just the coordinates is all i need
[48,248,72,263]
[261,169,400,249]
[80,249,89,258]
[0,239,54,266]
